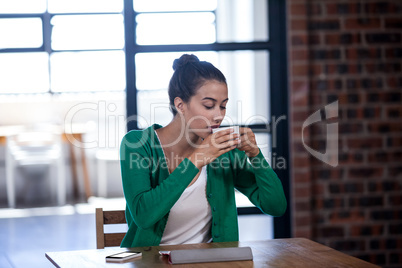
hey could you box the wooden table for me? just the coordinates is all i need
[45,238,380,268]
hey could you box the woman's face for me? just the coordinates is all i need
[182,80,228,140]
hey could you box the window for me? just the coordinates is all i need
[0,0,125,94]
[0,0,290,238]
[125,0,290,238]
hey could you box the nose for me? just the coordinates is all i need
[213,108,225,123]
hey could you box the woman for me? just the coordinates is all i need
[120,54,286,247]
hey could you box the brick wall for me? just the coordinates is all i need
[287,0,402,267]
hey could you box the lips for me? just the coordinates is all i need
[208,125,220,133]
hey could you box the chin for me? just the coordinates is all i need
[191,128,211,140]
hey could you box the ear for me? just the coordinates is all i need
[174,97,185,114]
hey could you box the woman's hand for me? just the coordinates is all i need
[237,127,260,158]
[188,128,240,169]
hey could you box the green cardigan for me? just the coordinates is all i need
[119,124,286,247]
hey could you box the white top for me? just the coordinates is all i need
[160,165,212,245]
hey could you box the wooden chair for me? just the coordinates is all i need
[95,208,127,249]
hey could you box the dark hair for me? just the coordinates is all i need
[168,54,227,116]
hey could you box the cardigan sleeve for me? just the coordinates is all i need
[233,149,287,217]
[120,131,200,229]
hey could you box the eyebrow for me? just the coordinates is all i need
[202,97,229,103]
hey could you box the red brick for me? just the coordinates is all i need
[295,214,312,226]
[387,77,402,88]
[294,185,312,199]
[364,2,402,14]
[350,225,384,236]
[291,19,308,31]
[317,226,344,238]
[323,64,338,75]
[348,167,383,179]
[385,47,402,59]
[344,18,381,30]
[324,34,340,45]
[368,151,402,163]
[292,64,309,76]
[347,138,383,150]
[292,109,310,122]
[329,210,365,223]
[368,122,402,133]
[389,195,402,206]
[386,106,402,118]
[313,183,325,195]
[293,228,312,239]
[290,3,308,16]
[338,152,365,165]
[291,94,309,108]
[326,3,338,15]
[293,170,312,184]
[291,48,309,61]
[293,155,310,168]
[308,34,321,45]
[292,141,307,154]
[385,18,402,29]
[291,34,308,46]
[295,200,310,211]
[308,20,340,31]
[386,137,402,147]
[325,33,362,45]
[307,3,322,16]
[389,167,402,177]
[309,64,322,76]
[339,123,364,134]
[312,168,343,180]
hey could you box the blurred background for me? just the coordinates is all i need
[0,0,401,267]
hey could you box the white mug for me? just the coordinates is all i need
[212,126,240,136]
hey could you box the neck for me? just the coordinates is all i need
[157,116,202,158]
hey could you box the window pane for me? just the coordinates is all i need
[134,0,217,12]
[216,0,268,42]
[135,51,217,91]
[218,50,270,126]
[51,15,124,50]
[50,51,125,92]
[0,18,43,49]
[0,53,49,94]
[48,0,123,13]
[136,13,215,45]
[0,0,46,14]
[255,133,271,162]
[136,51,269,127]
[137,90,172,128]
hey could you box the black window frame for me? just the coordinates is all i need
[124,0,290,238]
[0,10,124,94]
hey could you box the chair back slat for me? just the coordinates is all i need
[103,210,126,224]
[104,233,127,247]
[96,208,127,249]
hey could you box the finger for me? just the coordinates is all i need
[218,138,240,150]
[213,133,239,145]
[239,127,251,135]
[219,142,239,155]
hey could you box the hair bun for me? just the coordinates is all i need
[172,54,200,71]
